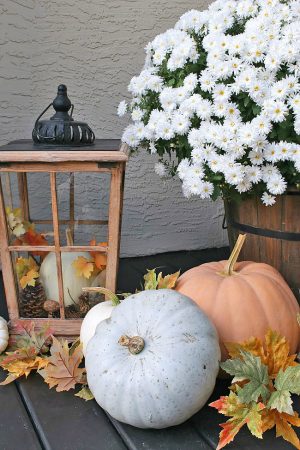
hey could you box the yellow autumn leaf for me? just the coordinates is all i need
[0,356,48,385]
[20,269,39,289]
[157,271,181,289]
[225,329,298,379]
[72,256,94,279]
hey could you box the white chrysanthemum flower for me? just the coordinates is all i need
[263,100,288,122]
[131,108,144,122]
[172,112,190,135]
[267,174,287,195]
[245,165,262,183]
[155,162,167,177]
[261,192,276,206]
[117,100,127,117]
[121,0,300,204]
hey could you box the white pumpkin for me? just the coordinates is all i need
[80,299,114,355]
[0,317,9,354]
[40,252,92,306]
[86,289,220,429]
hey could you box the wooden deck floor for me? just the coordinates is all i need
[1,246,299,450]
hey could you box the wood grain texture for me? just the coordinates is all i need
[50,172,65,319]
[17,373,127,450]
[0,178,19,319]
[0,370,42,450]
[225,192,300,301]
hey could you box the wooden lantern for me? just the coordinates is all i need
[0,139,128,338]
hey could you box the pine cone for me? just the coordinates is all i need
[65,305,83,319]
[19,282,48,318]
[78,292,91,315]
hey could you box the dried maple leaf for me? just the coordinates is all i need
[261,409,300,449]
[210,391,264,450]
[221,350,270,404]
[144,269,159,290]
[0,321,54,384]
[19,268,39,289]
[89,239,107,270]
[72,256,94,279]
[226,329,298,379]
[0,356,48,385]
[6,207,26,237]
[13,228,49,257]
[39,337,85,392]
[157,270,180,289]
[7,321,53,353]
[75,385,94,401]
[143,268,181,290]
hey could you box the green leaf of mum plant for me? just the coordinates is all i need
[221,350,270,403]
[268,366,300,415]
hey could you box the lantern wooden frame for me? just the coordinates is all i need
[0,139,129,337]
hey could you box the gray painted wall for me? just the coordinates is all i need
[0,0,228,257]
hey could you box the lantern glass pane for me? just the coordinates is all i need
[1,172,54,246]
[55,171,109,319]
[11,250,60,319]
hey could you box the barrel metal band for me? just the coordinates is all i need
[228,220,300,242]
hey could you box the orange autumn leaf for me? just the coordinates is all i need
[72,256,94,279]
[39,337,85,392]
[261,409,300,449]
[90,239,107,270]
[225,329,298,379]
[210,391,264,450]
[13,228,49,257]
[19,269,39,289]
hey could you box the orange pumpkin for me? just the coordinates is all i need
[176,234,300,360]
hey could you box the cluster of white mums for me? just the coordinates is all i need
[118,0,300,205]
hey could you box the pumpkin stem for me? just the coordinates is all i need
[66,228,74,246]
[222,234,247,276]
[119,335,145,355]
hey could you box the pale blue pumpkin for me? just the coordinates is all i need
[86,289,220,429]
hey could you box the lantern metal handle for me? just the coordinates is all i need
[33,103,75,141]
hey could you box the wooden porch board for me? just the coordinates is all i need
[0,370,42,450]
[108,414,212,450]
[16,374,127,450]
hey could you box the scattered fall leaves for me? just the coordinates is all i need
[39,337,86,392]
[0,322,53,384]
[143,268,180,290]
[72,256,94,279]
[75,385,94,401]
[211,330,300,449]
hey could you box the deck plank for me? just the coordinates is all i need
[108,415,212,450]
[17,374,127,450]
[0,370,42,450]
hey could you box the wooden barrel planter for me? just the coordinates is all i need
[224,187,300,302]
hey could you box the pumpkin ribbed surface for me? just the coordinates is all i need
[85,289,220,429]
[176,261,300,360]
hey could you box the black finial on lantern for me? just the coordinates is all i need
[32,84,95,146]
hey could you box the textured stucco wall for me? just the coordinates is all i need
[0,0,228,257]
